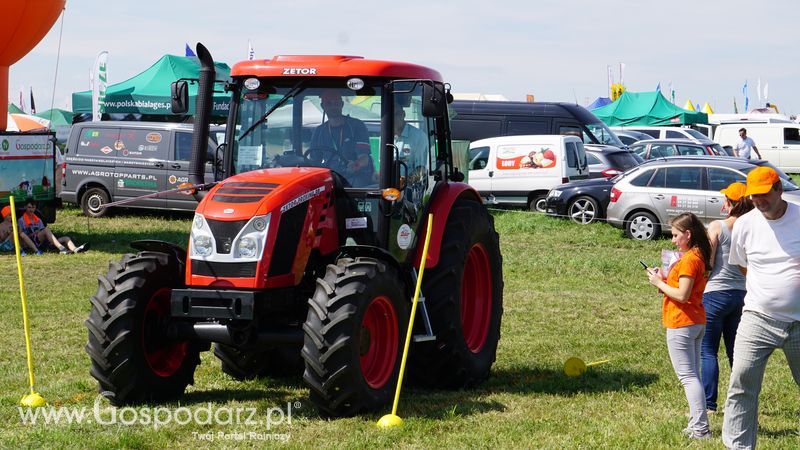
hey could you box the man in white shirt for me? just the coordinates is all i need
[733,128,762,160]
[722,166,800,449]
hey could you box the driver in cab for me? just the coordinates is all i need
[309,89,373,186]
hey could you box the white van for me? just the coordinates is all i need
[714,123,800,173]
[467,135,588,211]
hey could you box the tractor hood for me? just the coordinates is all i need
[196,167,333,221]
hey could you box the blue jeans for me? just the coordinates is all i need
[700,289,745,411]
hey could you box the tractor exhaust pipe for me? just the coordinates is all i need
[188,42,215,198]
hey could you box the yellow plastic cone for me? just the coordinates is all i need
[564,357,610,377]
[683,100,696,111]
[701,102,714,114]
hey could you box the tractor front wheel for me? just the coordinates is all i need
[302,257,408,417]
[85,252,200,405]
[411,198,504,388]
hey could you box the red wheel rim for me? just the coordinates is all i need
[359,296,399,389]
[461,243,493,353]
[142,287,188,377]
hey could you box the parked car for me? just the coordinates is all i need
[715,123,800,172]
[449,100,626,148]
[545,176,615,225]
[628,139,727,159]
[609,128,655,146]
[605,156,800,240]
[62,121,221,217]
[467,135,588,211]
[585,145,644,178]
[620,126,715,144]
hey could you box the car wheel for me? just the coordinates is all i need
[81,187,110,218]
[625,211,661,241]
[528,195,547,213]
[568,196,599,225]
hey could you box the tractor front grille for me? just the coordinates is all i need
[206,219,248,254]
[191,260,257,278]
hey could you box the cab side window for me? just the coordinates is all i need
[649,144,676,158]
[665,130,684,139]
[677,145,704,156]
[175,132,193,161]
[784,127,800,145]
[665,167,703,190]
[565,142,578,168]
[469,146,489,170]
[707,168,745,191]
[630,169,654,187]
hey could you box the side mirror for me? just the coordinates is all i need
[171,80,189,114]
[422,82,447,118]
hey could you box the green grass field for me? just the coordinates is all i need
[1,205,798,448]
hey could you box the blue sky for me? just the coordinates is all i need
[8,0,799,115]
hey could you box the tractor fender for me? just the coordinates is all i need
[336,245,414,296]
[130,240,188,269]
[414,182,482,269]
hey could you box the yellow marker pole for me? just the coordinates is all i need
[8,196,46,407]
[377,214,434,429]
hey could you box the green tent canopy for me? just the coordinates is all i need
[8,103,24,114]
[71,54,231,116]
[35,108,74,127]
[593,91,708,126]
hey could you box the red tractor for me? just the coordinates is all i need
[85,44,503,417]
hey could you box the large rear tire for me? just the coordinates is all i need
[302,257,408,417]
[85,252,200,405]
[411,198,503,388]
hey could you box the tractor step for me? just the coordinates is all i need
[412,294,436,343]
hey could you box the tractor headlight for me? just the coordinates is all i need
[233,214,271,260]
[193,213,204,229]
[237,237,257,258]
[193,235,213,256]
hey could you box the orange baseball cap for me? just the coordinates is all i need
[720,182,747,201]
[1,206,10,219]
[744,166,780,196]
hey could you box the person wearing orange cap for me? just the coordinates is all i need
[0,205,41,255]
[723,166,800,449]
[700,182,753,415]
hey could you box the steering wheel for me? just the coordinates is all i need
[303,147,349,170]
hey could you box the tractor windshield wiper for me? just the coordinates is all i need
[238,80,304,141]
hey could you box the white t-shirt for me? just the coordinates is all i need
[734,136,757,159]
[729,202,800,321]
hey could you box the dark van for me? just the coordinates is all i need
[450,100,625,148]
[62,121,220,217]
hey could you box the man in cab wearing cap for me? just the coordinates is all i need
[723,166,800,449]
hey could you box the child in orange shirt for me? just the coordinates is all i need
[646,212,712,439]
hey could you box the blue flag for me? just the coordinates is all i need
[185,43,196,57]
[743,80,749,111]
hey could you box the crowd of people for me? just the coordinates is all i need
[646,166,798,448]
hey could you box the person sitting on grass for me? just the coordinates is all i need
[0,206,41,255]
[18,199,88,254]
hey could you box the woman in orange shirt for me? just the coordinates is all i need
[646,212,712,439]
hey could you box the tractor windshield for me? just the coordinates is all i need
[231,80,384,187]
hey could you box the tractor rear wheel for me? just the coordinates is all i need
[214,344,304,380]
[85,251,200,405]
[411,198,503,388]
[302,257,408,417]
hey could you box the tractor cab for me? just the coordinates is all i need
[220,55,455,256]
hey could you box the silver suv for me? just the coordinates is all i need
[605,156,800,240]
